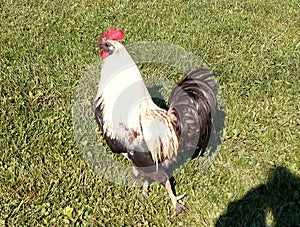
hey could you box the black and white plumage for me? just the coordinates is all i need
[94,29,219,217]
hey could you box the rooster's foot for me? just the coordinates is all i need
[172,200,187,218]
[165,179,187,218]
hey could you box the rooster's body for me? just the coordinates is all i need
[94,29,219,217]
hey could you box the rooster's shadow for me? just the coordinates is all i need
[216,166,300,227]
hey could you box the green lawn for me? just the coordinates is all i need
[1,0,299,226]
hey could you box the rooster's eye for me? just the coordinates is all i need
[101,42,114,54]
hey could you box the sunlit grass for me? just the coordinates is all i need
[1,0,299,226]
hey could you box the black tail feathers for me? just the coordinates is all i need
[178,68,219,115]
[167,67,219,156]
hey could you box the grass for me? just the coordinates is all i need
[1,0,299,226]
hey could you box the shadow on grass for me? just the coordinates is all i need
[216,167,300,227]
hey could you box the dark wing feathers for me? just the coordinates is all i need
[93,98,104,130]
[94,97,127,154]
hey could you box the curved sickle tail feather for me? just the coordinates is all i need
[167,68,219,158]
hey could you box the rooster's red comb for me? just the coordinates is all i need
[98,28,124,44]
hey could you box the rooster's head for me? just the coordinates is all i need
[98,28,125,60]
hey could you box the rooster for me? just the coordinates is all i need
[94,28,219,217]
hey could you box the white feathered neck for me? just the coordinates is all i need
[95,41,179,165]
[95,41,155,138]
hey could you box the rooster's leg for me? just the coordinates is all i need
[142,180,149,196]
[165,179,187,218]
